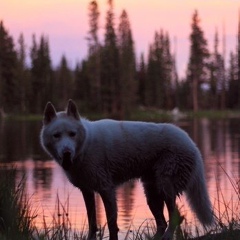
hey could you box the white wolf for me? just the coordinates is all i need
[40,100,214,240]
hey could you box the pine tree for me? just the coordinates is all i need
[208,42,218,109]
[146,30,175,109]
[30,34,52,113]
[237,11,240,107]
[30,34,40,112]
[0,21,18,113]
[118,9,136,117]
[146,31,164,108]
[16,33,30,112]
[101,0,119,117]
[187,10,209,111]
[162,32,174,109]
[177,79,191,110]
[88,0,100,55]
[138,53,146,106]
[74,61,91,109]
[56,55,73,107]
[228,52,238,108]
[227,12,240,109]
[171,41,179,108]
[215,30,225,109]
[208,30,225,109]
[17,34,26,73]
[87,0,101,111]
[39,35,52,104]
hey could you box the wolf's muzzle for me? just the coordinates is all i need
[61,150,73,171]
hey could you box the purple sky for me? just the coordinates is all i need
[1,0,239,77]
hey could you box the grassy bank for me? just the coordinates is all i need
[0,168,37,240]
[129,108,240,122]
[3,107,240,122]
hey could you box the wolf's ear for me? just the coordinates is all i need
[67,99,80,120]
[43,102,57,125]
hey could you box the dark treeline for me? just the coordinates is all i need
[0,0,240,118]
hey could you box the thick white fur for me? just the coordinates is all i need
[79,119,213,225]
[41,101,214,240]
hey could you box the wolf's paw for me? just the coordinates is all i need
[86,233,96,240]
[161,230,173,240]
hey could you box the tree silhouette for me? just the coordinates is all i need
[74,60,91,110]
[101,0,119,117]
[187,10,209,112]
[30,35,52,113]
[138,53,146,106]
[208,30,225,109]
[1,6,240,114]
[227,52,238,108]
[0,21,18,113]
[87,0,101,111]
[55,55,73,107]
[16,33,31,113]
[237,12,240,107]
[145,30,175,109]
[118,9,136,117]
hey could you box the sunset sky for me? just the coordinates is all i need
[1,0,239,76]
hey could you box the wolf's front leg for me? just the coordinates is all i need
[81,189,98,240]
[99,188,119,240]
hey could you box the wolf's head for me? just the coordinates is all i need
[40,100,85,171]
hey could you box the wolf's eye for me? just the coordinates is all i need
[69,131,76,137]
[53,132,61,139]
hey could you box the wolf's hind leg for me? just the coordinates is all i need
[160,177,178,240]
[143,181,167,238]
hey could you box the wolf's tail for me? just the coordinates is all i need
[185,152,214,227]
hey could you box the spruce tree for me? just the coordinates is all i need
[171,43,179,108]
[228,52,238,108]
[74,61,91,109]
[56,55,73,107]
[187,10,209,111]
[87,0,101,111]
[118,9,136,117]
[138,53,146,106]
[237,12,240,107]
[146,31,164,108]
[146,30,174,109]
[162,32,174,109]
[208,30,225,109]
[101,0,119,117]
[88,0,100,55]
[16,33,30,112]
[30,34,41,112]
[30,35,52,113]
[226,13,240,109]
[0,21,18,113]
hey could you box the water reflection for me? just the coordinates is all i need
[0,119,44,161]
[0,118,240,236]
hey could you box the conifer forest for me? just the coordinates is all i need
[0,0,240,118]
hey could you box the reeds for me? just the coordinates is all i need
[0,168,37,240]
[37,194,88,240]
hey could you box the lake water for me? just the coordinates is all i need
[0,117,240,238]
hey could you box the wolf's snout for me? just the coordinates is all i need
[63,150,72,159]
[61,149,73,171]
